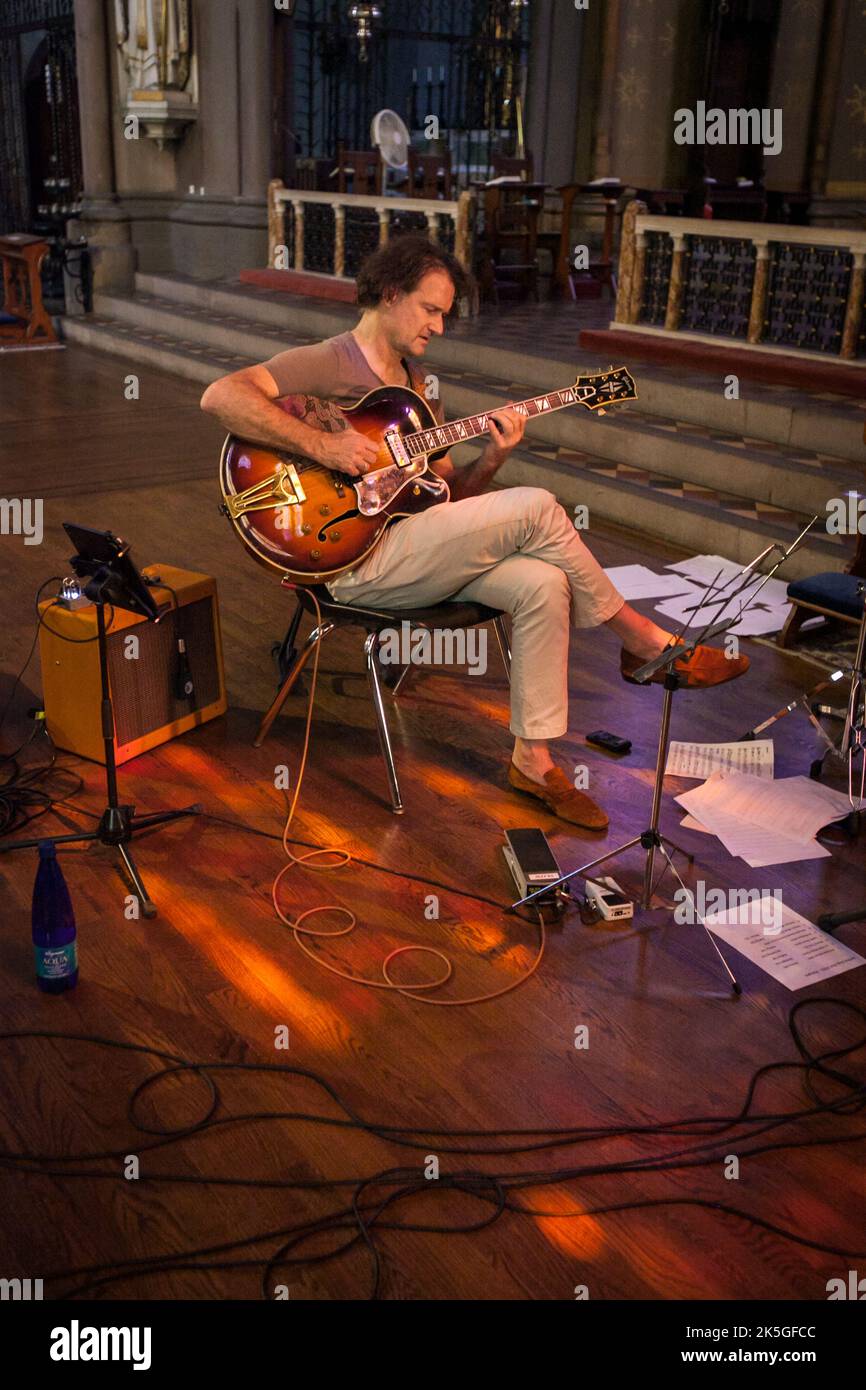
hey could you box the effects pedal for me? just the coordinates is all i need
[584,875,634,922]
[502,827,569,915]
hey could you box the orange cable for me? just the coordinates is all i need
[270,588,546,1004]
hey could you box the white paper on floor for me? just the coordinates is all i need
[703,903,865,990]
[654,593,790,636]
[665,556,790,604]
[656,554,792,634]
[666,739,774,780]
[602,564,701,601]
[675,771,862,867]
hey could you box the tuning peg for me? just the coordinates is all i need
[597,408,607,416]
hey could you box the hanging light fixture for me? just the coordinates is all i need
[348,3,381,63]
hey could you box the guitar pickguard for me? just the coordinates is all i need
[354,456,447,515]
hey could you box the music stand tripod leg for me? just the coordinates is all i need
[654,840,741,994]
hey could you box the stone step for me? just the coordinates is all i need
[134,271,866,462]
[436,370,863,520]
[100,289,861,520]
[497,438,847,584]
[61,312,848,582]
[96,288,314,365]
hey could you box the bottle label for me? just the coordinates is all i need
[35,943,78,979]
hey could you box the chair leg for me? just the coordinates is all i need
[364,631,404,814]
[493,615,512,683]
[273,599,304,683]
[777,604,811,649]
[254,621,335,748]
[390,661,415,697]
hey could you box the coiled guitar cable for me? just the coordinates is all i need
[268,588,549,1005]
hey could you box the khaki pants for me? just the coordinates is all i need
[326,486,624,739]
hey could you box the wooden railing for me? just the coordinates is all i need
[614,203,866,360]
[266,179,476,285]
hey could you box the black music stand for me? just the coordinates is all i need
[512,521,820,996]
[1,525,200,917]
[521,616,743,995]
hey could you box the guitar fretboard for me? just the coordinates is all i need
[405,385,595,457]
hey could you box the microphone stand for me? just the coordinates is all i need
[1,561,200,918]
[512,520,819,995]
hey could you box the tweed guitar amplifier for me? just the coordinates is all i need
[38,564,227,765]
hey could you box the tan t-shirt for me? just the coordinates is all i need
[263,331,445,423]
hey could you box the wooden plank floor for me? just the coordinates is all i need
[0,346,864,1301]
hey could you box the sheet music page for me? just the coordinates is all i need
[665,740,774,780]
[704,903,865,990]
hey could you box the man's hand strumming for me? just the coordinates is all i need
[314,429,379,477]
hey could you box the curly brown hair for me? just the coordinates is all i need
[355,233,473,316]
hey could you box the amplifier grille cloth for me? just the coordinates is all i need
[107,597,221,743]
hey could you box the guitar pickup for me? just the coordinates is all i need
[384,429,411,468]
[226,461,307,519]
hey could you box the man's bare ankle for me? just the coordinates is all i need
[512,743,556,779]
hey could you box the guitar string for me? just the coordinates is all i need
[408,388,590,457]
[406,375,630,458]
[269,588,548,1006]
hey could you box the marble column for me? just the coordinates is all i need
[238,6,273,201]
[525,0,581,186]
[614,199,644,324]
[808,0,847,198]
[333,205,345,278]
[664,233,686,332]
[68,0,134,292]
[591,0,621,181]
[747,242,770,345]
[268,178,286,266]
[840,252,865,360]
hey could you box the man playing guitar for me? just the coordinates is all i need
[202,235,747,830]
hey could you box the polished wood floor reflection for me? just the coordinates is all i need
[0,346,863,1300]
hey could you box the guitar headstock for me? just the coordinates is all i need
[573,366,638,412]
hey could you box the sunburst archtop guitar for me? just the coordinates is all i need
[218,367,637,583]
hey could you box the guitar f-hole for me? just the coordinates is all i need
[318,507,360,542]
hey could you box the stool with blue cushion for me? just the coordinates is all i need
[778,522,866,649]
[779,571,866,647]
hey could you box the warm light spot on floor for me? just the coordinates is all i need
[518,1184,607,1260]
[422,764,477,800]
[162,891,348,1039]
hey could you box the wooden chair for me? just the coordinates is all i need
[294,157,335,191]
[0,235,56,345]
[335,145,382,195]
[257,582,511,814]
[553,183,620,300]
[491,151,534,182]
[407,148,452,200]
[480,181,544,303]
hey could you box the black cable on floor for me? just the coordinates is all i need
[0,998,863,1298]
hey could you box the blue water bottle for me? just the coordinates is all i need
[32,840,79,993]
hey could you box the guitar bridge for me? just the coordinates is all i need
[226,461,307,519]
